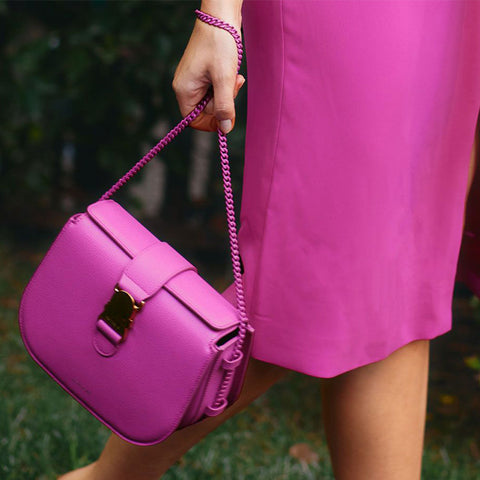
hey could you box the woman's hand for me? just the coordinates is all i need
[172,15,245,135]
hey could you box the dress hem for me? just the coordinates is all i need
[249,325,453,379]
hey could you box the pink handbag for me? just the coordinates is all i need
[18,10,254,446]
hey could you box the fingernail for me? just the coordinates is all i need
[219,119,232,134]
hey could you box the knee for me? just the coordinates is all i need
[247,356,291,383]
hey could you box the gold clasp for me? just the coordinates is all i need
[98,287,144,342]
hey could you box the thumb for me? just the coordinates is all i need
[212,72,237,134]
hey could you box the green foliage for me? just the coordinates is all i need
[469,295,480,323]
[464,355,480,371]
[0,0,246,214]
[465,296,480,384]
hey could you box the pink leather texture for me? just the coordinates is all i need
[19,200,254,445]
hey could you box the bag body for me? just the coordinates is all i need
[19,200,254,445]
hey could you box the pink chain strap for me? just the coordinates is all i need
[99,9,248,413]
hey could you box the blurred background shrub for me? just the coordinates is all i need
[0,0,247,230]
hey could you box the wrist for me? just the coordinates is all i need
[199,0,243,31]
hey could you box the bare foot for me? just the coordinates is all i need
[57,462,97,480]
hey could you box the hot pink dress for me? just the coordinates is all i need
[231,0,480,378]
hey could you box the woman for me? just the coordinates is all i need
[60,0,480,478]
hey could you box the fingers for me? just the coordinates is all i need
[171,69,207,118]
[189,74,246,134]
[211,70,236,134]
[202,74,245,117]
[172,82,217,132]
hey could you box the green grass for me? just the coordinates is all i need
[1,240,480,479]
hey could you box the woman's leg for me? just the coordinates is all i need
[321,339,430,480]
[321,127,479,480]
[58,357,290,480]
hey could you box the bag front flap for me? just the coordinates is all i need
[87,200,240,331]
